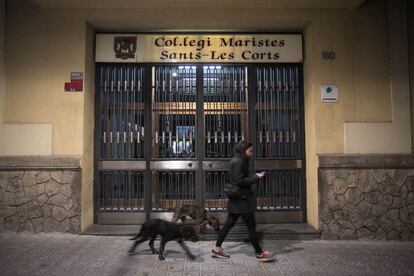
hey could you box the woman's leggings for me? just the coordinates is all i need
[215,212,262,254]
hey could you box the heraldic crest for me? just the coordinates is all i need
[114,36,137,60]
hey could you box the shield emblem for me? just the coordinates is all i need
[114,36,137,60]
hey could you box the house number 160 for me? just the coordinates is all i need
[322,51,335,60]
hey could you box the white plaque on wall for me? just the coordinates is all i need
[321,85,338,103]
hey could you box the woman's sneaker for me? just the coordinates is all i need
[212,247,230,259]
[256,250,272,262]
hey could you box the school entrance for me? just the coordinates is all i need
[94,34,306,224]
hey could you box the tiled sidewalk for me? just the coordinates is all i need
[1,232,413,275]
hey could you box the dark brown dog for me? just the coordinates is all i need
[128,219,199,261]
[172,205,220,233]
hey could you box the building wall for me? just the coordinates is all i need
[0,0,5,122]
[81,24,95,230]
[344,0,411,154]
[318,155,414,240]
[3,2,86,155]
[0,0,411,232]
[409,1,414,153]
[0,156,81,233]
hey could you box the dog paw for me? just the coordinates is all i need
[158,256,165,261]
[189,254,196,260]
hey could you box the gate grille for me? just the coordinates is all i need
[255,66,301,159]
[254,65,303,210]
[98,171,144,211]
[152,171,196,210]
[205,171,227,210]
[95,63,305,219]
[98,65,145,159]
[256,170,302,210]
[204,66,248,158]
[152,66,196,158]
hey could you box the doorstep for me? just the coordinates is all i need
[82,223,321,240]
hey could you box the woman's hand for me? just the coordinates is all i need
[255,172,265,178]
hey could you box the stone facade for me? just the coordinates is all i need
[0,156,81,233]
[319,155,414,240]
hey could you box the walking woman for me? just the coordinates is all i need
[212,140,272,261]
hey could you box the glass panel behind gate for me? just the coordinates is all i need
[152,66,196,158]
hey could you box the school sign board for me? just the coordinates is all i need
[95,34,303,63]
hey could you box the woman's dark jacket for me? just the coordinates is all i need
[226,152,259,214]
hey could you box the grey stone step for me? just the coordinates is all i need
[200,223,321,241]
[82,223,321,240]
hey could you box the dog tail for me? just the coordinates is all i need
[130,225,144,240]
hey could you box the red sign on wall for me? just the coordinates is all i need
[64,72,84,92]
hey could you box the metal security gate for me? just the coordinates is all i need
[95,63,305,224]
[151,66,198,212]
[255,65,303,215]
[203,66,248,211]
[96,65,145,212]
